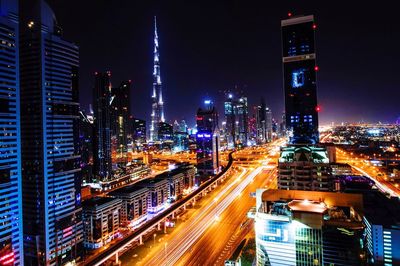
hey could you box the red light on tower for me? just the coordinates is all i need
[288,12,292,17]
[315,106,321,112]
[313,24,317,29]
[314,66,319,71]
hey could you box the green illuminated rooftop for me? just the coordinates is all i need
[279,146,329,164]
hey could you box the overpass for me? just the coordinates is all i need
[82,151,235,266]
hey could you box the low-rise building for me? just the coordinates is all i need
[109,185,149,228]
[363,191,400,265]
[330,163,352,176]
[82,197,122,249]
[154,166,187,201]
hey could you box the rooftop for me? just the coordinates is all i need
[82,196,120,209]
[288,199,327,214]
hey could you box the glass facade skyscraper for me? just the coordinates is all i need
[111,80,131,164]
[196,105,220,176]
[20,1,83,264]
[282,15,319,145]
[224,91,249,148]
[0,0,23,264]
[93,72,113,181]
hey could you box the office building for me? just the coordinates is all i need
[282,15,319,144]
[82,197,122,249]
[196,104,220,176]
[93,72,112,181]
[78,110,94,183]
[132,118,146,150]
[278,146,333,191]
[20,1,83,264]
[254,99,273,144]
[363,191,400,265]
[0,1,23,264]
[265,107,273,142]
[278,15,331,191]
[150,16,165,142]
[224,91,249,148]
[110,80,131,163]
[252,189,365,266]
[158,122,173,143]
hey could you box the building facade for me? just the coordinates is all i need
[109,186,149,228]
[224,92,249,148]
[196,105,220,176]
[282,15,319,145]
[132,118,146,150]
[82,197,122,249]
[110,80,131,163]
[93,72,113,181]
[0,1,23,264]
[252,190,365,266]
[278,146,333,191]
[20,1,83,264]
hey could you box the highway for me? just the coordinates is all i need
[82,152,235,266]
[120,140,281,265]
[336,148,400,198]
[177,168,277,266]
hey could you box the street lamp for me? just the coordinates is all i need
[153,233,156,246]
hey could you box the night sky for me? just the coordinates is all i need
[49,0,400,126]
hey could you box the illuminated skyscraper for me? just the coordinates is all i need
[224,91,249,148]
[93,72,113,181]
[0,1,23,264]
[265,107,273,142]
[111,80,131,164]
[282,15,319,144]
[20,0,83,264]
[150,16,165,142]
[196,102,220,176]
[132,118,146,149]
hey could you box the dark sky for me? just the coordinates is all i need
[49,0,400,126]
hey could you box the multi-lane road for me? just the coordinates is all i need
[336,148,400,198]
[119,140,281,265]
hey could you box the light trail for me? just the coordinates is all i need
[352,165,399,198]
[142,166,266,266]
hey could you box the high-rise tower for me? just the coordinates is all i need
[282,15,319,145]
[150,16,165,142]
[93,72,113,181]
[0,0,23,264]
[20,0,83,264]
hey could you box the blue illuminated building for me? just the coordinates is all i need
[0,0,23,264]
[196,102,220,177]
[282,15,319,144]
[253,190,365,266]
[20,1,83,264]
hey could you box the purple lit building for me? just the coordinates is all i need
[196,102,220,177]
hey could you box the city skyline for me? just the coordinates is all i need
[2,1,400,265]
[49,0,400,125]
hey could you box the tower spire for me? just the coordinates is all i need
[150,16,165,142]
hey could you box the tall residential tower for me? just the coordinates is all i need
[149,16,165,142]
